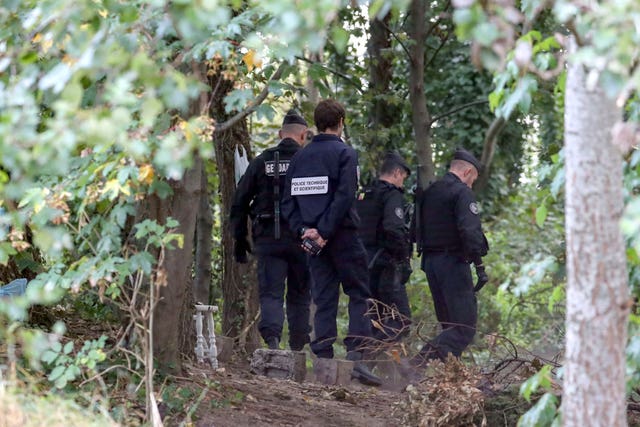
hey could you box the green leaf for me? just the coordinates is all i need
[224,88,253,114]
[255,103,276,122]
[41,350,58,364]
[472,22,500,47]
[63,341,74,355]
[61,81,84,108]
[331,27,349,54]
[48,365,66,382]
[519,365,553,402]
[518,393,558,427]
[54,376,68,389]
[140,97,163,128]
[535,204,547,228]
[0,242,17,265]
[547,286,563,312]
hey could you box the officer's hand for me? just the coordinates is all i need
[301,227,320,241]
[234,237,251,263]
[474,264,488,292]
[302,228,326,247]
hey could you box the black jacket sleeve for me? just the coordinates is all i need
[381,189,411,260]
[454,187,488,264]
[229,158,259,240]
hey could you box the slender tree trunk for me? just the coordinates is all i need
[193,165,213,304]
[563,59,629,426]
[213,127,260,353]
[362,9,402,182]
[133,75,208,372]
[475,116,506,192]
[135,156,202,373]
[368,11,395,147]
[211,76,260,353]
[408,0,434,188]
[306,52,323,108]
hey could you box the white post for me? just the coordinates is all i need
[206,312,218,369]
[193,311,205,364]
[194,304,219,369]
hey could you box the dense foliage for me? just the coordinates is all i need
[1,0,639,425]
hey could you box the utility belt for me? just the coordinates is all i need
[252,213,276,231]
[254,213,274,221]
[422,246,462,255]
[252,213,292,239]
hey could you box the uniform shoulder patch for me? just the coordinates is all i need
[469,202,479,215]
[395,207,404,219]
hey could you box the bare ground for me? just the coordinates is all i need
[185,359,404,427]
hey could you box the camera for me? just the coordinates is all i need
[301,238,322,256]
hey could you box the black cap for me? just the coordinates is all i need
[453,148,481,172]
[384,151,411,176]
[282,110,308,127]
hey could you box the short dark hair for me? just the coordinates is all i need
[379,151,410,176]
[314,99,345,132]
[380,159,404,176]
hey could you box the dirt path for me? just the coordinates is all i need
[189,362,404,427]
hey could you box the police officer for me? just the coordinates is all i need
[281,99,382,386]
[356,152,412,343]
[230,111,312,351]
[412,148,489,366]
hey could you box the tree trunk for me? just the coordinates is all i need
[408,0,435,188]
[368,11,395,149]
[193,166,213,304]
[211,78,260,354]
[132,69,209,372]
[475,116,506,192]
[134,156,203,373]
[563,59,629,426]
[306,52,323,108]
[213,128,260,353]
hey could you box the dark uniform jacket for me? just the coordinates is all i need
[230,138,301,243]
[356,179,411,261]
[281,133,360,240]
[418,172,488,264]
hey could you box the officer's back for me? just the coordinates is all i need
[420,171,486,260]
[357,152,411,260]
[284,134,360,239]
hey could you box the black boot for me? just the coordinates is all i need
[266,336,279,350]
[289,334,309,351]
[347,351,383,387]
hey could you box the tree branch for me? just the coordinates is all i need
[379,19,413,65]
[214,63,287,134]
[295,56,363,93]
[429,99,489,125]
[477,115,508,193]
[425,30,451,69]
[425,0,451,41]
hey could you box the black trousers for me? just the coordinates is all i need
[367,248,412,342]
[418,252,477,362]
[307,229,373,358]
[255,240,311,349]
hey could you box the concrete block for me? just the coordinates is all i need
[250,349,306,382]
[313,358,354,386]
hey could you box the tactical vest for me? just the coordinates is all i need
[355,185,383,248]
[251,142,299,240]
[419,178,463,251]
